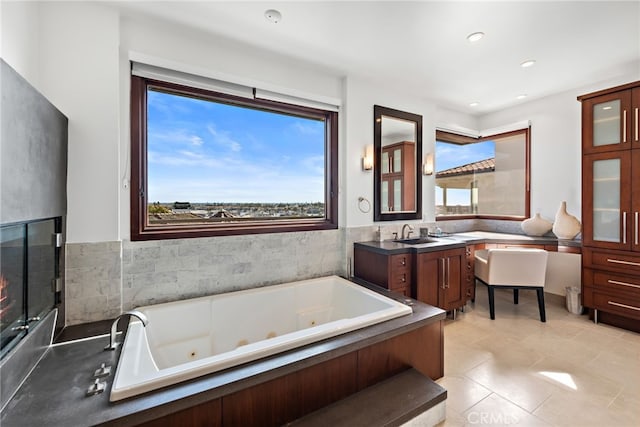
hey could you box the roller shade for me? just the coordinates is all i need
[131,62,254,99]
[131,61,340,112]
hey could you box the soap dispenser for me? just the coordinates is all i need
[375,226,383,242]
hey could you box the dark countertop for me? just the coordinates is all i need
[1,282,445,427]
[355,231,581,255]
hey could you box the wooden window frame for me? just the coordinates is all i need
[435,128,531,221]
[130,76,338,241]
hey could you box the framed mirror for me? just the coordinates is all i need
[373,105,422,221]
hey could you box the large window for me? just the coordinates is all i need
[435,128,530,219]
[130,75,338,240]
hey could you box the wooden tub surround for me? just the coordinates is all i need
[0,280,445,427]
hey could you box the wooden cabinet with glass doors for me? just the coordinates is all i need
[380,141,415,212]
[579,81,640,332]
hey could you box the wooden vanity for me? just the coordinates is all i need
[354,232,581,315]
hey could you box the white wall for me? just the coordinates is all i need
[478,74,639,224]
[1,1,40,91]
[36,3,121,243]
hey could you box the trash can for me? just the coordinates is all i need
[565,286,582,314]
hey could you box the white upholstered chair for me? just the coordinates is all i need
[474,248,549,322]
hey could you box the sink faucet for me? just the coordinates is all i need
[104,310,149,351]
[401,224,414,239]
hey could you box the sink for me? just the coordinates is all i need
[394,237,440,245]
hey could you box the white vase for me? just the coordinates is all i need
[521,213,553,236]
[552,201,581,239]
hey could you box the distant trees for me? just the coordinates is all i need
[148,202,171,214]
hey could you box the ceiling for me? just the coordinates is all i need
[113,1,640,115]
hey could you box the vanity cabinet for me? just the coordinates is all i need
[464,244,480,301]
[416,248,465,312]
[353,248,412,296]
[579,81,640,332]
[381,141,415,212]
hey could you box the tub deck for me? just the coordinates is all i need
[0,280,445,427]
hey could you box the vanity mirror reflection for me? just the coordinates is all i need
[374,105,422,221]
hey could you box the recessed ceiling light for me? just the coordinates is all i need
[264,9,282,24]
[520,59,536,68]
[516,94,528,100]
[469,102,480,107]
[467,32,485,43]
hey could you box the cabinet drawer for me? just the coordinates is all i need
[390,254,411,270]
[592,291,640,320]
[389,270,411,290]
[589,270,640,295]
[583,248,640,273]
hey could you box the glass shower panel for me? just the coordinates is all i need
[593,158,621,242]
[1,224,26,356]
[593,100,621,147]
[27,220,55,320]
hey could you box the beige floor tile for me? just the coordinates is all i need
[469,336,545,368]
[409,286,639,426]
[436,375,492,414]
[533,388,635,427]
[583,348,640,391]
[462,394,550,426]
[609,389,640,425]
[464,359,557,412]
[531,355,622,407]
[444,340,492,376]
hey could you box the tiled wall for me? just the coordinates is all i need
[64,219,529,325]
[65,230,345,325]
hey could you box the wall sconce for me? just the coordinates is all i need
[422,152,434,176]
[362,145,374,171]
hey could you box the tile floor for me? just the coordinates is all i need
[406,287,640,426]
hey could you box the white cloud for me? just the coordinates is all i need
[207,124,242,152]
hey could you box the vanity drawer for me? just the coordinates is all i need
[583,248,640,273]
[390,254,412,270]
[591,291,640,320]
[586,269,640,296]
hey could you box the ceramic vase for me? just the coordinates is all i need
[521,213,553,236]
[552,201,581,239]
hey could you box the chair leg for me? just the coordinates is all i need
[513,289,519,305]
[488,286,496,320]
[536,288,546,322]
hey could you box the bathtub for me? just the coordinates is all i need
[110,275,412,401]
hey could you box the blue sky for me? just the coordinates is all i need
[147,90,325,203]
[435,140,495,172]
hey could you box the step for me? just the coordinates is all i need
[288,368,447,427]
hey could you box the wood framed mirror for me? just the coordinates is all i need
[373,105,422,222]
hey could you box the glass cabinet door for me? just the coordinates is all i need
[592,158,621,242]
[583,91,632,153]
[393,179,402,211]
[381,151,390,174]
[393,148,402,173]
[584,152,632,249]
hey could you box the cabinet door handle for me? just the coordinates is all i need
[635,107,639,142]
[608,301,640,312]
[608,279,640,289]
[623,211,627,244]
[607,258,640,267]
[634,211,638,245]
[623,109,627,143]
[440,258,446,289]
[446,258,451,289]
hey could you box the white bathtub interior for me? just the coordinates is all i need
[110,275,412,401]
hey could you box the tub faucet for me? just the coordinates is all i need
[401,224,414,239]
[104,310,149,351]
